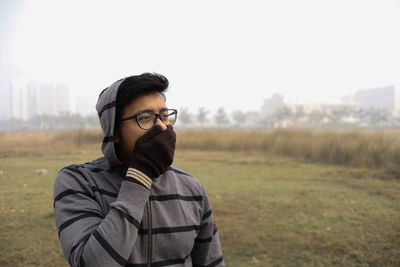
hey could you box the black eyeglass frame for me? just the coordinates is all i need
[119,109,178,130]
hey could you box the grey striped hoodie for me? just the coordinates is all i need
[53,78,225,267]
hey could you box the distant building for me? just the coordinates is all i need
[354,85,399,115]
[11,80,70,120]
[0,84,11,120]
[55,84,70,115]
[261,93,284,116]
[11,80,36,120]
[36,83,70,116]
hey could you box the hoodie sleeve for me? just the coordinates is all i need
[191,185,225,267]
[53,167,149,267]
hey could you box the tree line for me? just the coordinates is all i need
[0,113,100,131]
[178,106,398,128]
[0,105,398,131]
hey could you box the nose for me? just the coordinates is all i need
[155,117,168,131]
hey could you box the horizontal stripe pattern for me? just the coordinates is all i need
[54,162,224,266]
[58,213,103,236]
[115,208,140,228]
[138,225,200,235]
[202,210,212,220]
[149,194,202,202]
[54,189,94,207]
[194,256,224,267]
[56,71,224,266]
[102,136,114,143]
[98,87,108,97]
[195,236,212,244]
[195,226,218,244]
[97,100,116,118]
[53,186,117,207]
[126,254,190,267]
[62,164,188,178]
[92,186,118,198]
[56,188,203,204]
[93,230,127,265]
[54,186,202,205]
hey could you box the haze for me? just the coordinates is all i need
[1,0,400,116]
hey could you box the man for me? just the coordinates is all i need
[53,73,224,266]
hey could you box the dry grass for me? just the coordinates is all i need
[1,128,400,177]
[176,129,400,177]
[1,130,400,266]
[0,130,102,157]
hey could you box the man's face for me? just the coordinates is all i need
[115,91,168,164]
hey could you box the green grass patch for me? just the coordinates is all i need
[0,149,399,266]
[174,150,400,266]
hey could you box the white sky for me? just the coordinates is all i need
[5,0,400,114]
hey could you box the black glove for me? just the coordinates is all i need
[125,125,176,189]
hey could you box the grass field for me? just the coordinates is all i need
[0,130,400,266]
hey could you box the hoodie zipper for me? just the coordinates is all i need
[147,201,152,267]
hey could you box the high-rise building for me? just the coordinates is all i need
[261,93,284,116]
[354,85,398,114]
[11,80,36,120]
[36,83,70,116]
[10,80,70,120]
[0,84,11,121]
[55,84,70,115]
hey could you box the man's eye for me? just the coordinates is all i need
[138,115,152,122]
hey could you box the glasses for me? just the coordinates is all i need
[120,109,178,130]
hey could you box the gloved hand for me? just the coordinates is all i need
[125,125,176,189]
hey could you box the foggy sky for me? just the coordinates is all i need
[1,0,400,116]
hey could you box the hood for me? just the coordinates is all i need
[96,78,126,167]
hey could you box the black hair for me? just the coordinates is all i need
[115,73,169,131]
